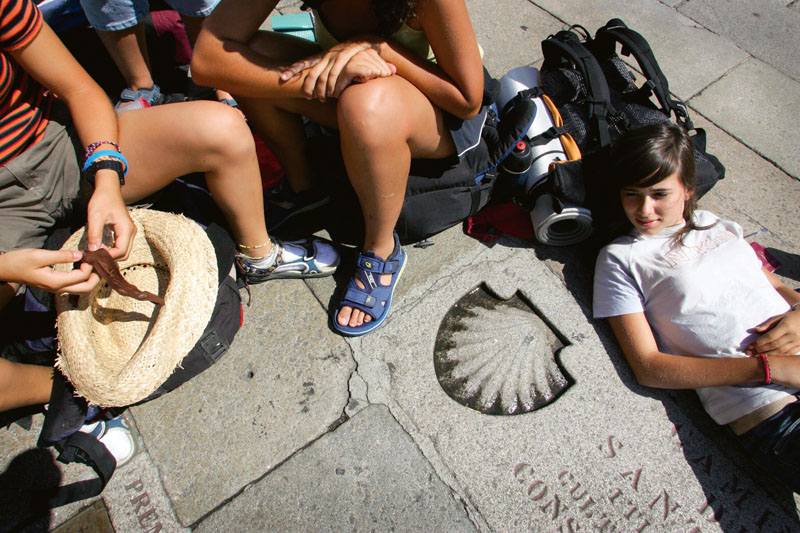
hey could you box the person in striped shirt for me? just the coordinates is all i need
[0,0,338,412]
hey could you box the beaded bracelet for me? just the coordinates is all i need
[758,353,771,385]
[84,140,120,162]
[83,150,128,176]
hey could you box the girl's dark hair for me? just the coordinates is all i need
[371,0,417,36]
[301,0,416,37]
[607,122,709,245]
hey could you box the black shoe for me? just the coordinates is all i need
[265,185,330,231]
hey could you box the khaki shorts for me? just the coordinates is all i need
[0,104,87,252]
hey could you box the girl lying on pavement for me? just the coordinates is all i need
[594,123,800,491]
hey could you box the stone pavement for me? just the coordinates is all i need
[2,0,800,531]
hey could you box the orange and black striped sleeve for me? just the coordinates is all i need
[0,0,50,167]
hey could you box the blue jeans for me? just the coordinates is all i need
[738,398,800,493]
[80,0,220,31]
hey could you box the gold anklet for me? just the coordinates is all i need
[237,240,271,250]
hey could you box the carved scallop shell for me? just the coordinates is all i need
[434,286,571,415]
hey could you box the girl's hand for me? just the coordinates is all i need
[746,309,800,356]
[86,171,136,261]
[279,41,394,101]
[766,355,800,389]
[329,48,396,98]
[0,248,98,293]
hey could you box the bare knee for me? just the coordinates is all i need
[337,80,409,145]
[195,102,256,162]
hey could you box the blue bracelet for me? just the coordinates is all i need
[82,150,129,176]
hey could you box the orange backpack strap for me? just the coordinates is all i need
[540,93,581,162]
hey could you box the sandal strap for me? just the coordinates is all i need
[343,286,379,310]
[296,239,316,261]
[338,249,399,317]
[356,253,400,275]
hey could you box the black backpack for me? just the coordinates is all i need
[528,18,725,223]
[317,69,538,244]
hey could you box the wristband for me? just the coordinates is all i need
[82,150,128,176]
[758,353,771,385]
[84,159,125,186]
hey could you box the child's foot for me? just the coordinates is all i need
[236,236,339,284]
[114,85,165,115]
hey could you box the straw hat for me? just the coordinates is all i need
[54,209,219,407]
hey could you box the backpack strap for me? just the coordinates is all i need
[541,28,616,147]
[39,431,117,508]
[593,18,694,130]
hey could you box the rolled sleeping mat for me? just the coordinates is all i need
[530,194,593,246]
[497,66,569,194]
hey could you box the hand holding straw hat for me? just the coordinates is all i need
[54,209,219,407]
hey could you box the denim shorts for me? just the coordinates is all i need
[79,0,220,31]
[737,396,800,493]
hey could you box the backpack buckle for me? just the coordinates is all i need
[199,330,229,363]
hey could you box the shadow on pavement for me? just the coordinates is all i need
[0,447,60,533]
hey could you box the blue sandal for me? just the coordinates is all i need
[333,231,407,337]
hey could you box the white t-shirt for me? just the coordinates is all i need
[593,211,796,425]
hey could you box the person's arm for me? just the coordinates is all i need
[607,312,800,389]
[378,0,484,119]
[9,17,135,259]
[0,249,96,293]
[280,0,484,119]
[744,268,800,356]
[192,0,334,99]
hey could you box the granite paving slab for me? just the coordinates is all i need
[51,501,113,533]
[194,404,476,532]
[690,57,800,180]
[678,0,800,82]
[465,0,561,78]
[103,452,188,533]
[357,235,800,531]
[528,0,748,101]
[690,112,800,248]
[129,279,354,526]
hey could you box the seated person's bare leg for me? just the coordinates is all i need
[235,32,331,195]
[181,15,239,107]
[95,23,154,91]
[335,76,454,328]
[0,359,52,412]
[117,101,270,255]
[219,33,455,326]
